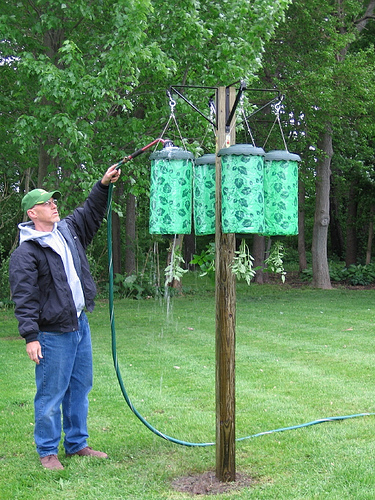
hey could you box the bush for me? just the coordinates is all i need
[112,273,162,299]
[301,262,375,286]
[0,256,12,307]
[339,263,375,286]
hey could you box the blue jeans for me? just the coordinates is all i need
[34,312,93,458]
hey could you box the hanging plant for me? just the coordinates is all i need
[264,240,286,283]
[191,239,286,285]
[190,242,216,278]
[164,247,188,286]
[231,239,256,285]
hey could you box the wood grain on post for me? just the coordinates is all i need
[215,86,236,482]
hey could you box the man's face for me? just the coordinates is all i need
[28,198,60,230]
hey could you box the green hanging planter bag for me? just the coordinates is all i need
[263,150,301,236]
[193,154,216,235]
[218,144,265,234]
[149,147,194,234]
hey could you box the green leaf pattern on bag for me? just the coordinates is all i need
[149,158,193,234]
[221,154,265,233]
[193,162,216,235]
[264,160,298,236]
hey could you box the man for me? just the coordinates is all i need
[9,165,121,470]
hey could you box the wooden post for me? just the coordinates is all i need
[215,86,236,482]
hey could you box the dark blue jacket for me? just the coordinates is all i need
[9,181,109,343]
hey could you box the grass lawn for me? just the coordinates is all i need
[1,274,375,499]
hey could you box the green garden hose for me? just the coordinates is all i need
[106,172,375,448]
[106,182,213,446]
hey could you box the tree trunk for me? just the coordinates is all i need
[252,235,268,284]
[345,179,358,267]
[311,1,375,284]
[38,142,49,186]
[38,136,59,186]
[125,191,136,275]
[298,178,307,272]
[166,234,184,290]
[112,210,122,275]
[112,183,125,276]
[22,168,31,222]
[311,127,333,289]
[329,176,345,259]
[366,204,375,265]
[183,229,196,270]
[37,29,65,186]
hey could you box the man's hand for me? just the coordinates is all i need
[101,164,121,186]
[26,341,43,364]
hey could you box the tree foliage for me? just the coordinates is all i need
[0,0,291,293]
[255,0,375,284]
[3,0,375,292]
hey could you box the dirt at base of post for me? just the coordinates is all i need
[171,470,255,496]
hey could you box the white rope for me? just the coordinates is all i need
[263,99,288,151]
[199,99,217,147]
[277,113,288,151]
[242,108,256,147]
[159,114,173,142]
[159,92,187,150]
